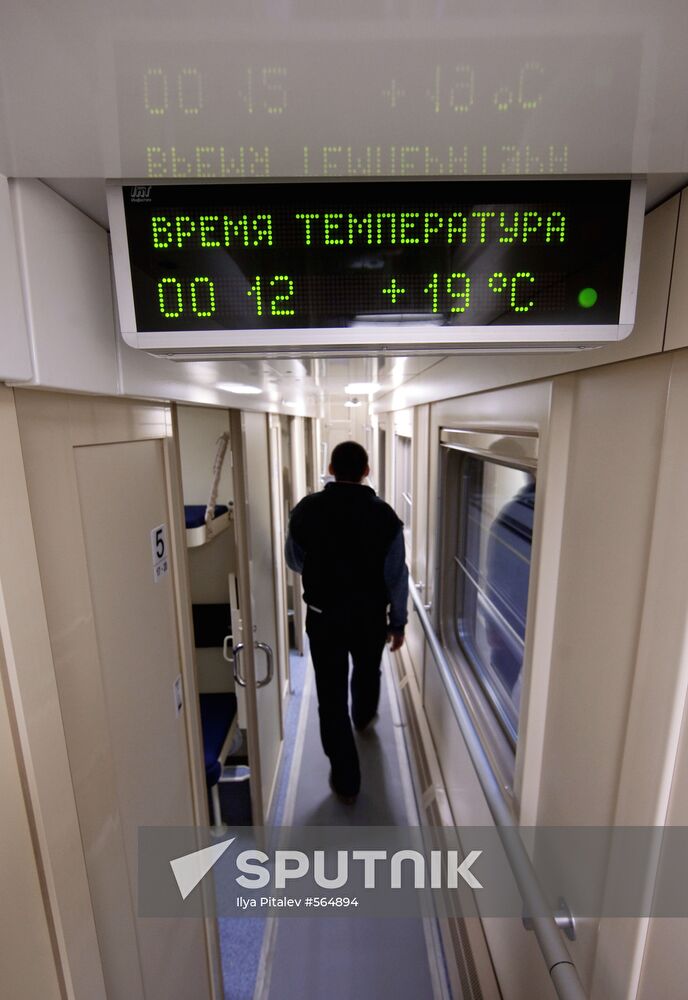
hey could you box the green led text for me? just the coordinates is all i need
[489,271,535,312]
[157,275,217,318]
[422,272,472,313]
[247,275,296,317]
[152,213,273,249]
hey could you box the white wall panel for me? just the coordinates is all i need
[10,179,118,394]
[0,176,32,382]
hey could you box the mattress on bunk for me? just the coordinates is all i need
[184,504,229,529]
[199,692,238,787]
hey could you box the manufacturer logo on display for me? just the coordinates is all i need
[130,185,152,203]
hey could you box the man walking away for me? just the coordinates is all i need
[285,441,409,803]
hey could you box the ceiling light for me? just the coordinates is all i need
[344,398,362,408]
[351,314,442,327]
[344,382,381,394]
[281,400,297,407]
[217,382,262,395]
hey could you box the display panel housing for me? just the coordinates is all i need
[107,178,644,357]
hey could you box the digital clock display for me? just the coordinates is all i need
[110,178,641,354]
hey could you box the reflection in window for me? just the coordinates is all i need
[455,455,535,746]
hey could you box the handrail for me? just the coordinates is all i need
[408,576,587,1000]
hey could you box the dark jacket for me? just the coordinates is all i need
[285,482,408,630]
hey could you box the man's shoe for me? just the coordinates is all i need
[354,713,378,734]
[328,772,358,805]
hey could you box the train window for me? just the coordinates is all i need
[394,434,412,531]
[440,432,537,771]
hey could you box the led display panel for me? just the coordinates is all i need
[108,178,644,356]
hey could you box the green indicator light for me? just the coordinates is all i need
[578,287,598,309]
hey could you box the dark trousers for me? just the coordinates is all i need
[306,607,388,797]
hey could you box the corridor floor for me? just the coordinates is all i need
[257,647,450,1000]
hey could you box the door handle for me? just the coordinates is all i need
[223,634,247,687]
[222,634,232,662]
[225,638,271,688]
[231,642,247,687]
[254,642,274,688]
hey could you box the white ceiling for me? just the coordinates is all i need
[2,2,688,181]
[5,2,688,411]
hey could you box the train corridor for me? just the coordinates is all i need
[219,644,450,1000]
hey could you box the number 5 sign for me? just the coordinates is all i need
[151,523,170,583]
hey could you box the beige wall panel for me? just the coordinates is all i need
[637,918,688,1000]
[289,415,307,653]
[194,647,234,693]
[373,196,678,412]
[239,410,284,817]
[177,405,233,506]
[424,653,495,830]
[480,919,556,1000]
[404,405,429,689]
[404,616,426,696]
[607,353,688,822]
[0,386,106,1000]
[410,405,430,586]
[13,389,215,1000]
[635,689,688,997]
[664,191,688,351]
[189,531,236,604]
[14,391,165,997]
[535,355,672,992]
[270,414,291,695]
[597,349,688,998]
[514,378,574,825]
[637,689,688,997]
[538,353,671,827]
[423,658,554,1000]
[74,439,210,1000]
[0,642,62,1000]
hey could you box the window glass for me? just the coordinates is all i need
[455,455,536,745]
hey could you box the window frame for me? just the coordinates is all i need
[394,431,413,539]
[438,430,538,793]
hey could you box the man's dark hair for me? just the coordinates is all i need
[330,441,368,482]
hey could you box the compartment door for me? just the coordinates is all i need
[228,410,285,824]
